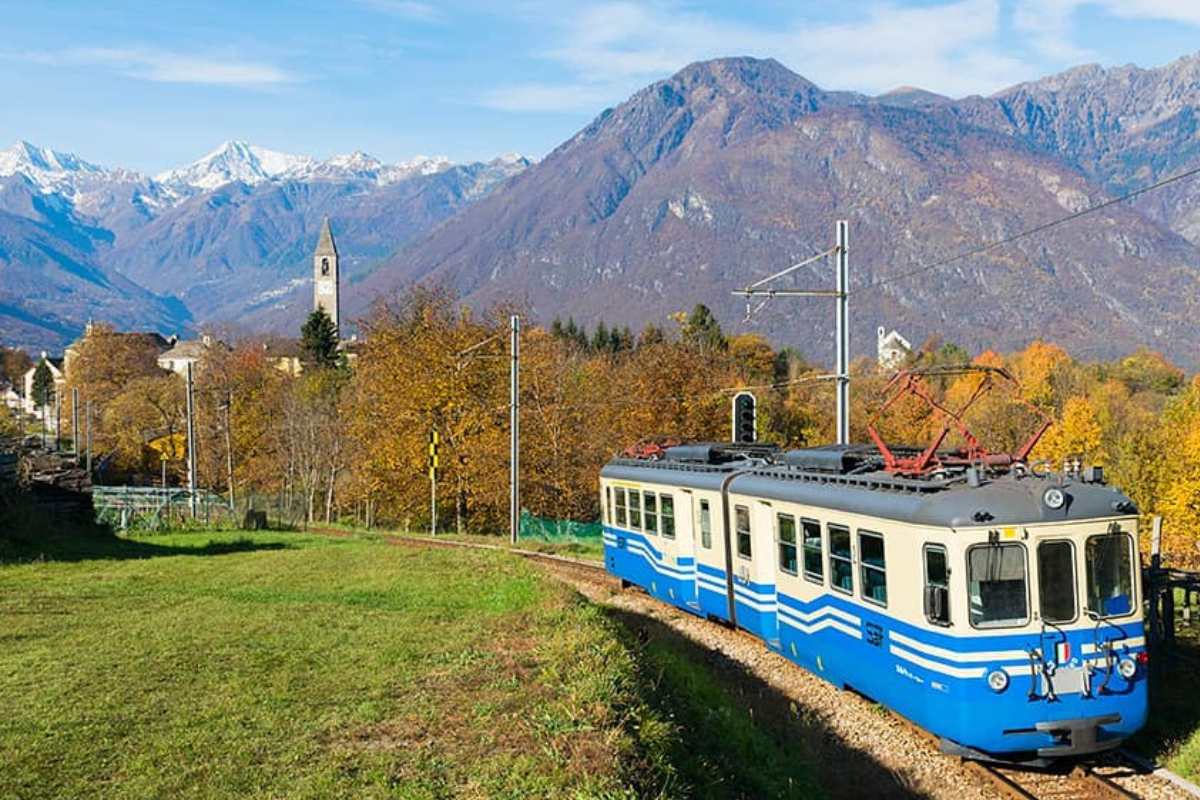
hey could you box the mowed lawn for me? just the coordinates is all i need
[1,532,650,799]
[0,530,822,799]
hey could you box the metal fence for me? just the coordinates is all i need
[93,486,235,531]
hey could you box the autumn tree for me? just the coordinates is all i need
[102,375,187,475]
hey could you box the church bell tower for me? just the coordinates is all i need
[313,217,340,331]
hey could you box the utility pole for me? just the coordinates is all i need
[54,392,61,451]
[835,220,850,445]
[510,315,520,544]
[71,387,80,463]
[85,399,93,478]
[185,362,197,518]
[223,390,235,511]
[732,220,850,444]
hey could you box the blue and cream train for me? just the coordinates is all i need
[600,443,1148,762]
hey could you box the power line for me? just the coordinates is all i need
[852,163,1200,297]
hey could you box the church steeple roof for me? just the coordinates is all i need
[315,217,338,257]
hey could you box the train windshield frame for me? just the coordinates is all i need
[967,542,1030,629]
[1085,531,1136,619]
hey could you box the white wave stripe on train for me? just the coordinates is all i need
[889,644,988,679]
[779,613,863,639]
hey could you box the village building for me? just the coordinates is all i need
[157,334,226,376]
[314,217,340,332]
[877,326,912,370]
[18,353,66,418]
[63,323,174,377]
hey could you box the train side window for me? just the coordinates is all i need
[735,505,752,559]
[859,531,887,606]
[643,492,658,534]
[828,525,853,594]
[967,543,1029,628]
[628,490,642,530]
[1037,540,1077,624]
[923,544,951,626]
[660,494,675,539]
[605,486,612,525]
[776,513,798,575]
[801,519,823,584]
[698,499,712,549]
[614,488,627,527]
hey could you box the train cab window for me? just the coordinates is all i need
[801,519,823,584]
[660,494,675,539]
[967,543,1029,628]
[829,525,853,594]
[1085,532,1135,618]
[628,491,642,530]
[923,545,951,626]
[699,499,713,549]
[614,488,627,527]
[1037,540,1077,623]
[643,492,658,535]
[776,513,798,575]
[858,531,887,606]
[735,505,752,559]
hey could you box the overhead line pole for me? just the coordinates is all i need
[71,387,80,463]
[732,220,851,445]
[185,362,197,518]
[510,315,520,545]
[835,220,849,445]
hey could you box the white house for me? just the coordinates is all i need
[877,327,912,370]
[20,353,66,418]
[157,335,224,376]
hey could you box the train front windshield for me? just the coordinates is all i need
[1085,532,1135,618]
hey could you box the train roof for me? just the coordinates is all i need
[600,444,1137,529]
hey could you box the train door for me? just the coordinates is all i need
[675,490,699,611]
[694,491,731,621]
[643,488,690,607]
[728,498,778,644]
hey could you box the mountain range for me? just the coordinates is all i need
[0,140,530,350]
[4,53,1200,367]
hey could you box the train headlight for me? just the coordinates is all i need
[1043,487,1065,509]
[986,669,1009,693]
[1117,658,1137,680]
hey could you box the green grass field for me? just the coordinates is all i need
[0,527,820,799]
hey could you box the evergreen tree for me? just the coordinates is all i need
[549,317,564,339]
[31,360,55,408]
[608,327,623,353]
[591,321,610,352]
[638,323,666,348]
[301,308,340,369]
[682,304,726,353]
[620,326,634,351]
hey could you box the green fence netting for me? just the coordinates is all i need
[518,510,602,542]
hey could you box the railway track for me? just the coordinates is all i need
[374,532,1193,800]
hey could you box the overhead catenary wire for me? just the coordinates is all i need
[852,163,1200,296]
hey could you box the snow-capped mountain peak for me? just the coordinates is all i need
[154,140,317,190]
[0,140,109,193]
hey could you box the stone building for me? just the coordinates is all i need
[314,218,340,332]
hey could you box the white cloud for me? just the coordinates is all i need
[1014,0,1200,64]
[16,47,295,87]
[482,0,1052,112]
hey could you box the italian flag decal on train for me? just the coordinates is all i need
[1056,641,1072,664]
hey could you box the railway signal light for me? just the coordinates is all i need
[732,391,757,444]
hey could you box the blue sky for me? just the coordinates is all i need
[3,0,1200,173]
